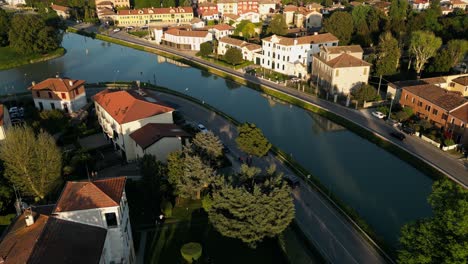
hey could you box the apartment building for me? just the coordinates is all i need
[115,7,194,26]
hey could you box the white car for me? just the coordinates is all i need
[372,111,386,119]
[197,124,208,133]
[113,28,121,32]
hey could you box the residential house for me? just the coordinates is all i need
[4,0,26,6]
[198,2,219,20]
[238,0,259,14]
[217,0,238,15]
[411,0,430,10]
[0,205,109,264]
[130,123,190,162]
[218,36,261,61]
[258,0,276,15]
[53,177,135,264]
[451,0,468,9]
[191,17,206,28]
[283,5,297,24]
[115,7,194,26]
[0,177,135,264]
[200,9,220,20]
[94,89,175,162]
[29,78,87,113]
[51,4,71,19]
[223,13,241,24]
[239,11,261,23]
[96,0,129,8]
[399,84,468,143]
[311,45,371,94]
[260,33,339,78]
[203,23,234,39]
[161,28,212,50]
[294,9,322,30]
[0,105,11,141]
[448,75,468,96]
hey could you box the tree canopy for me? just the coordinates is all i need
[0,126,62,201]
[266,14,288,36]
[199,41,212,57]
[409,31,442,76]
[235,20,256,39]
[398,179,468,264]
[375,32,401,77]
[0,9,10,47]
[429,39,468,73]
[8,14,62,54]
[192,131,224,162]
[236,123,272,157]
[324,11,354,45]
[351,84,380,103]
[224,47,243,65]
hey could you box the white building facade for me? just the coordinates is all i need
[161,29,213,50]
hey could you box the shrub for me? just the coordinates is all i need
[223,47,243,65]
[377,106,389,115]
[161,200,173,217]
[444,138,455,146]
[180,242,202,263]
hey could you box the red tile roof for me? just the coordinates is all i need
[29,78,85,92]
[53,177,126,213]
[93,89,174,124]
[212,23,234,30]
[325,53,371,68]
[130,123,190,149]
[403,84,468,111]
[283,5,298,12]
[219,36,247,47]
[450,104,468,123]
[51,4,70,12]
[165,28,210,38]
[323,45,363,54]
[262,33,338,46]
[452,76,468,86]
[0,208,107,264]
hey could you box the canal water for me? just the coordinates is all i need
[0,33,433,246]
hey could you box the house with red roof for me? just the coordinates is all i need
[29,77,87,113]
[311,45,371,94]
[94,88,180,161]
[160,28,213,51]
[0,177,134,264]
[0,105,11,141]
[50,4,71,19]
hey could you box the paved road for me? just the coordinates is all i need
[152,91,390,264]
[102,30,468,187]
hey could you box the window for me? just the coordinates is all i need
[432,109,438,115]
[442,114,448,120]
[61,93,66,99]
[50,103,55,110]
[418,101,423,107]
[411,98,415,103]
[425,105,431,112]
[105,212,118,227]
[48,92,52,98]
[405,94,408,100]
[36,91,40,97]
[363,68,367,75]
[335,70,339,77]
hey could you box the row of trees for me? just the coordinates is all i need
[0,10,62,54]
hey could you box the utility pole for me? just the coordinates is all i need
[388,96,394,120]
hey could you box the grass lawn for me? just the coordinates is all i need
[145,202,288,264]
[133,0,158,8]
[129,31,149,38]
[0,46,65,70]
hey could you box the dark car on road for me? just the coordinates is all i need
[283,174,300,188]
[401,125,415,135]
[390,131,406,141]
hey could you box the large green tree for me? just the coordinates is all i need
[236,123,271,157]
[199,41,213,57]
[324,11,354,45]
[0,126,62,201]
[388,0,408,36]
[375,32,401,94]
[398,179,468,264]
[429,39,468,73]
[8,14,62,54]
[234,20,256,39]
[351,84,380,103]
[409,31,442,77]
[266,14,288,36]
[192,131,224,162]
[0,9,10,47]
[224,47,243,65]
[207,168,295,247]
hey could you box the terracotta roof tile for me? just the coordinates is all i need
[325,53,371,68]
[223,13,240,20]
[165,28,210,38]
[201,9,219,16]
[452,76,468,86]
[244,43,262,51]
[262,33,338,46]
[212,23,234,30]
[283,5,298,12]
[130,123,190,149]
[403,84,468,111]
[51,4,70,11]
[219,36,247,47]
[323,45,363,54]
[53,177,126,212]
[93,89,174,124]
[29,78,85,92]
[450,104,468,123]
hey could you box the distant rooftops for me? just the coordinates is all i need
[29,78,85,92]
[403,84,468,111]
[117,6,193,15]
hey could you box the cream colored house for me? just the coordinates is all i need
[130,123,190,162]
[258,0,276,15]
[0,105,11,141]
[260,33,339,78]
[312,45,371,94]
[448,75,468,97]
[218,37,261,61]
[217,0,238,15]
[203,23,234,40]
[161,28,212,51]
[115,7,194,26]
[94,89,174,162]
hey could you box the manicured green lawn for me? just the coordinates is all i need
[129,30,149,38]
[145,203,288,264]
[0,46,65,70]
[134,0,159,8]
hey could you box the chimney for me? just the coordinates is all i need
[294,39,298,45]
[31,81,36,86]
[25,208,34,227]
[69,80,74,86]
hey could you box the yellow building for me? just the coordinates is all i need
[447,75,468,97]
[115,7,194,26]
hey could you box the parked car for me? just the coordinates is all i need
[283,174,300,188]
[113,28,121,32]
[390,131,406,141]
[401,125,415,135]
[372,111,386,119]
[197,124,208,133]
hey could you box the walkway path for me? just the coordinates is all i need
[99,29,467,187]
[151,90,391,264]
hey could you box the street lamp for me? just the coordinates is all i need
[387,96,394,120]
[113,70,120,86]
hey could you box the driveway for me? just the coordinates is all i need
[151,90,391,264]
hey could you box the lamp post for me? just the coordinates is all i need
[387,96,394,120]
[113,70,120,86]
